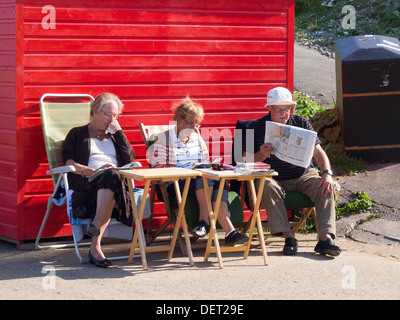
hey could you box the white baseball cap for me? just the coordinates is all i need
[264,87,297,107]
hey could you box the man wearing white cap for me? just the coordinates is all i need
[245,87,341,257]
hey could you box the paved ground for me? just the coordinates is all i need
[294,43,337,108]
[1,235,400,301]
[335,163,400,245]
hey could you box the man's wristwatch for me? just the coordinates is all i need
[322,169,333,176]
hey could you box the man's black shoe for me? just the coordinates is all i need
[314,238,341,257]
[225,230,249,246]
[191,220,209,238]
[283,237,297,255]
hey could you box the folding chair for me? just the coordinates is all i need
[230,119,316,235]
[139,123,244,249]
[35,94,150,263]
[139,123,188,252]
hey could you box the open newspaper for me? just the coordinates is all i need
[264,121,317,168]
[88,161,142,182]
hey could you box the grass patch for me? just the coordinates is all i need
[335,191,375,220]
[325,142,367,175]
[295,191,375,233]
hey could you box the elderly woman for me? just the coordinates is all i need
[149,96,249,246]
[62,93,135,268]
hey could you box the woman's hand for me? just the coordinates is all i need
[107,119,122,134]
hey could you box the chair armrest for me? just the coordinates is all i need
[46,165,76,175]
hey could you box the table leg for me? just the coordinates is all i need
[167,178,194,265]
[245,178,268,265]
[128,179,150,268]
[203,176,224,269]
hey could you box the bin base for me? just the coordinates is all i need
[345,147,400,162]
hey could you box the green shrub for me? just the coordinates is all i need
[293,91,325,120]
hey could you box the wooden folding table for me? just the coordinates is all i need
[119,167,201,270]
[196,168,277,268]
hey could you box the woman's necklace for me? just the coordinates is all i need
[90,123,108,140]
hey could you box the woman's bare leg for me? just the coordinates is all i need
[90,189,115,260]
[196,187,234,235]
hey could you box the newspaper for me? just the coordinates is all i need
[191,157,222,169]
[234,162,275,174]
[88,161,142,182]
[264,121,317,168]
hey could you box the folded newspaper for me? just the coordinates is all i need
[264,121,317,168]
[88,161,142,182]
[191,157,222,169]
[234,162,274,174]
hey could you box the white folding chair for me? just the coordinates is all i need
[34,94,150,263]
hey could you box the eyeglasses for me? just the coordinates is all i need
[101,109,119,120]
[271,106,291,113]
[183,119,201,129]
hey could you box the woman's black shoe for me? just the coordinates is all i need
[283,237,297,255]
[88,224,100,237]
[89,251,112,268]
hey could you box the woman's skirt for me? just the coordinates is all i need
[70,169,133,226]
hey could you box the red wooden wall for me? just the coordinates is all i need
[0,0,294,241]
[0,0,18,241]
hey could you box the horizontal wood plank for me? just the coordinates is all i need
[24,69,287,84]
[24,22,287,39]
[23,82,287,101]
[24,39,288,54]
[21,0,290,12]
[24,7,287,25]
[24,54,287,68]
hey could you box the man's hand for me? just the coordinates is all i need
[318,173,335,197]
[259,143,274,159]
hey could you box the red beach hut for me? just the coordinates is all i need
[0,0,295,245]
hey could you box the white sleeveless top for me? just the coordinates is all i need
[88,138,118,169]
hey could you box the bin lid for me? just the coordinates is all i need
[335,35,400,63]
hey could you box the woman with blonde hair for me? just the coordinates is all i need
[150,96,248,245]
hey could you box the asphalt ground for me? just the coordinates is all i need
[1,234,400,301]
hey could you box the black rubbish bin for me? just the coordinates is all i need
[335,35,400,161]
